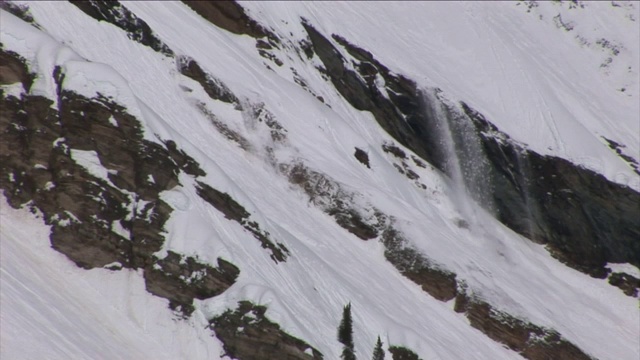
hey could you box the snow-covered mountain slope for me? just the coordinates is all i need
[1,1,638,360]
[238,0,640,187]
[0,202,225,360]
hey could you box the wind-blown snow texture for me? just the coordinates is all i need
[1,1,639,360]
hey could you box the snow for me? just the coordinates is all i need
[241,1,640,191]
[1,2,639,360]
[108,115,118,127]
[0,82,25,99]
[111,219,130,240]
[61,60,144,121]
[0,197,226,360]
[69,149,117,185]
[608,263,640,278]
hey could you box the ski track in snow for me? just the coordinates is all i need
[1,2,639,360]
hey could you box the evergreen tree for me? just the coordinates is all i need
[338,302,356,360]
[372,336,385,360]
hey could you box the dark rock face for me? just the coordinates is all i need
[302,24,446,172]
[177,56,240,106]
[463,103,640,276]
[145,251,240,315]
[0,49,34,90]
[210,301,323,360]
[196,181,290,263]
[69,0,173,57]
[182,0,273,40]
[388,346,422,360]
[301,21,640,278]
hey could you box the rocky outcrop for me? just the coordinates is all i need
[353,147,370,168]
[302,24,445,171]
[282,162,380,240]
[0,49,237,316]
[382,228,457,302]
[389,346,422,360]
[0,49,35,90]
[145,251,239,315]
[180,1,285,70]
[177,56,240,106]
[196,181,289,263]
[608,272,640,297]
[454,290,594,360]
[0,2,37,26]
[463,103,640,277]
[69,0,173,57]
[602,137,640,175]
[210,301,323,360]
[181,0,273,40]
[276,157,594,358]
[301,20,640,279]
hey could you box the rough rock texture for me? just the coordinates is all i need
[210,301,323,360]
[277,156,589,358]
[69,0,173,56]
[302,21,640,278]
[144,251,240,315]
